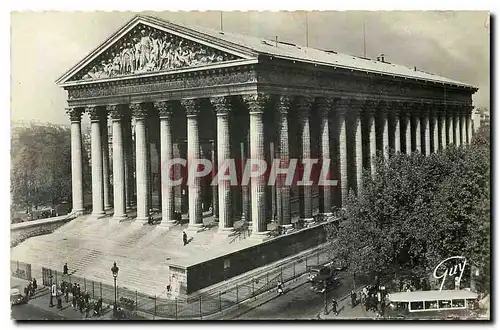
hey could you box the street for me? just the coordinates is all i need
[236,271,354,320]
[11,304,66,321]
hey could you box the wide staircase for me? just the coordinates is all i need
[10,212,246,297]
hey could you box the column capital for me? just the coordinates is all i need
[210,96,232,115]
[334,97,359,115]
[243,93,270,114]
[107,104,125,121]
[66,107,84,122]
[277,95,293,114]
[86,105,102,122]
[130,103,148,119]
[154,101,175,119]
[315,97,333,115]
[295,96,314,112]
[181,98,200,117]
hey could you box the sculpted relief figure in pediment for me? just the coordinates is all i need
[74,24,239,81]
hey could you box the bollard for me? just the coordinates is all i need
[219,291,222,311]
[175,298,178,320]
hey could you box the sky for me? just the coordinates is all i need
[10,11,490,126]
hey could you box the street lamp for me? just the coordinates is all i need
[111,262,119,315]
[323,281,328,315]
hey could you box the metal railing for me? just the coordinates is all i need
[11,249,330,319]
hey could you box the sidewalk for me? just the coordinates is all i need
[11,277,113,320]
[318,300,377,320]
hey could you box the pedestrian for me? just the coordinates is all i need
[85,301,90,318]
[277,281,284,296]
[50,283,57,307]
[84,291,90,305]
[72,291,77,310]
[23,286,29,301]
[32,278,37,294]
[350,290,357,308]
[63,263,68,275]
[72,283,77,297]
[26,282,32,300]
[57,292,63,310]
[78,296,84,313]
[331,298,338,316]
[76,284,81,297]
[183,231,188,246]
[65,284,70,302]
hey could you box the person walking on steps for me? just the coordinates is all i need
[183,231,188,246]
[63,263,68,275]
[50,283,57,307]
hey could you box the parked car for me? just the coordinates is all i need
[310,275,341,293]
[10,288,26,306]
[308,265,331,282]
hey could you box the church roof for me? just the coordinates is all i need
[56,14,477,90]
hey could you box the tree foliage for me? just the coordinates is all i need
[327,126,490,290]
[11,124,87,213]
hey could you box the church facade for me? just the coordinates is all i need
[57,15,478,241]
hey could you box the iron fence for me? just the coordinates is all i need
[11,249,331,319]
[11,260,32,281]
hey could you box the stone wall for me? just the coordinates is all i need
[176,222,330,294]
[10,215,75,247]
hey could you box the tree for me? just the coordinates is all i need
[10,124,89,216]
[326,132,490,291]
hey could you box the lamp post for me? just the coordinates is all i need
[111,262,119,315]
[324,281,328,314]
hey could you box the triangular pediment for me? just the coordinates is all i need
[58,15,257,85]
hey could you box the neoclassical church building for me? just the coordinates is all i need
[57,14,477,242]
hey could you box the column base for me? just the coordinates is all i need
[158,220,177,229]
[217,227,234,237]
[71,209,84,217]
[133,217,149,226]
[187,223,205,234]
[249,231,270,242]
[111,214,127,223]
[91,211,106,219]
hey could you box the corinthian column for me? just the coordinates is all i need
[414,110,422,153]
[446,110,453,147]
[367,108,377,176]
[422,108,431,156]
[337,101,349,207]
[211,96,234,233]
[243,93,269,240]
[439,111,447,150]
[297,96,314,223]
[453,109,460,146]
[66,107,84,216]
[394,107,402,154]
[130,103,150,222]
[155,101,176,227]
[317,97,333,215]
[380,106,390,160]
[403,107,412,154]
[108,105,127,221]
[277,96,292,226]
[431,109,439,153]
[466,107,473,144]
[353,105,363,193]
[87,106,105,216]
[100,113,112,210]
[182,99,203,232]
[461,110,467,146]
